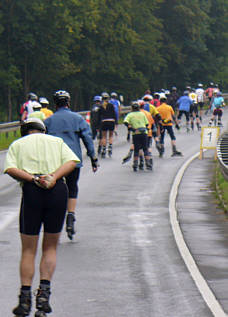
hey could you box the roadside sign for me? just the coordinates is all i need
[199,126,220,159]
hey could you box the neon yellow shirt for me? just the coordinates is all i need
[124,111,148,134]
[28,111,46,121]
[4,133,80,175]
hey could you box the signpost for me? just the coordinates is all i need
[200,126,220,160]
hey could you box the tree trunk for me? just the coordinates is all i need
[8,86,12,121]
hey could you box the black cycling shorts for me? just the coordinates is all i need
[101,121,115,131]
[20,179,68,235]
[65,167,80,198]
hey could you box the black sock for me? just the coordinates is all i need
[40,280,50,289]
[21,286,31,292]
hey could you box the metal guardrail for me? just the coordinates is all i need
[217,132,228,181]
[0,107,131,135]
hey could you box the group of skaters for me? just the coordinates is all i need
[4,84,225,316]
[90,82,225,172]
[19,93,54,121]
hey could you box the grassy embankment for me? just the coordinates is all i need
[213,164,228,215]
[0,130,20,151]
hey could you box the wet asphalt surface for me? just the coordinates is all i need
[0,110,228,317]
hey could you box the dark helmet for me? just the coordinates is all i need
[131,101,140,111]
[101,92,110,100]
[27,92,38,101]
[53,90,70,106]
[20,118,46,137]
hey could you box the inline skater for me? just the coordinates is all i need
[98,92,117,158]
[44,90,98,241]
[157,93,182,157]
[195,83,205,122]
[142,94,153,112]
[21,92,39,121]
[124,102,152,171]
[208,91,225,126]
[189,88,201,131]
[90,95,102,144]
[109,92,121,135]
[177,91,193,132]
[39,97,53,119]
[4,118,79,317]
[151,92,161,107]
[205,82,215,114]
[167,86,179,112]
[28,101,46,121]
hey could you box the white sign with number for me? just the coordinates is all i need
[200,127,220,149]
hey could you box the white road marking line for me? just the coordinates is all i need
[169,151,228,317]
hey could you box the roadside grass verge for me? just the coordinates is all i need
[213,163,228,215]
[0,130,20,151]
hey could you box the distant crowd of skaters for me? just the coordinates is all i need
[90,82,226,171]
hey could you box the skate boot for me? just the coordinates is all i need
[13,291,31,316]
[218,120,223,127]
[66,212,76,240]
[208,120,213,127]
[139,156,144,170]
[132,160,138,172]
[159,144,164,158]
[145,158,153,171]
[101,146,106,158]
[155,141,162,155]
[122,149,133,164]
[108,144,112,157]
[35,286,52,317]
[191,121,194,131]
[97,145,101,155]
[171,145,183,157]
[196,122,201,131]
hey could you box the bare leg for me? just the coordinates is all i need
[40,232,61,281]
[20,234,39,286]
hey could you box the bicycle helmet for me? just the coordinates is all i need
[131,101,140,111]
[53,90,70,106]
[198,83,203,87]
[171,86,177,91]
[159,93,167,100]
[93,95,102,102]
[142,94,153,101]
[27,92,38,101]
[32,101,42,109]
[20,118,46,136]
[111,92,118,98]
[39,97,49,105]
[101,92,110,99]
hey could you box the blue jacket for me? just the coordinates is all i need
[44,107,95,168]
[177,96,193,112]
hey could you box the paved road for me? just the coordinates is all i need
[0,110,227,317]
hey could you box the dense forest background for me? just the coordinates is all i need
[0,0,227,121]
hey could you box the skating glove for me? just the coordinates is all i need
[90,156,99,172]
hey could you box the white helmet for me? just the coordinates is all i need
[159,93,167,100]
[142,94,153,101]
[32,101,42,109]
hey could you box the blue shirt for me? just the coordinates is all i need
[44,107,95,168]
[109,99,120,119]
[177,96,193,112]
[212,97,224,109]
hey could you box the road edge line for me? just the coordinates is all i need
[169,151,228,317]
